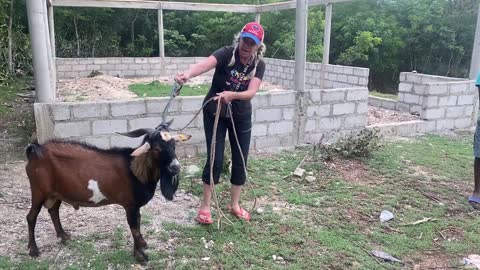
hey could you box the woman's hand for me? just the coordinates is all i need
[215,91,237,104]
[174,72,190,85]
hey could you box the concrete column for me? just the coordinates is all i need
[45,1,56,95]
[322,3,332,65]
[158,8,165,59]
[293,0,308,145]
[47,3,56,58]
[255,13,261,23]
[470,2,480,79]
[27,0,54,102]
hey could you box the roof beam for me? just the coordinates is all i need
[161,1,257,13]
[53,0,161,9]
[257,0,351,13]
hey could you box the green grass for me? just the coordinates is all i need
[4,134,480,269]
[129,81,210,97]
[370,90,398,100]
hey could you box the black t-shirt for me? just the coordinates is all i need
[204,45,266,119]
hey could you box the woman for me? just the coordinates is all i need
[175,22,266,224]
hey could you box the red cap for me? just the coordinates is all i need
[240,22,264,45]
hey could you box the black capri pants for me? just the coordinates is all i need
[202,109,252,186]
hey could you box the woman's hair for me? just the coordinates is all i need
[228,32,267,79]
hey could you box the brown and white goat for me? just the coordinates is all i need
[24,124,190,262]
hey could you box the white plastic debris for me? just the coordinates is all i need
[463,254,480,268]
[202,257,210,261]
[371,250,402,264]
[306,176,316,183]
[256,208,264,214]
[293,168,305,177]
[380,210,394,223]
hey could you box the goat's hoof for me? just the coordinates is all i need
[59,232,71,243]
[134,249,149,263]
[29,247,40,257]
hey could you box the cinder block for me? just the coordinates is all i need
[344,115,366,128]
[270,92,295,106]
[135,58,149,64]
[359,77,368,86]
[252,94,269,108]
[398,83,413,93]
[93,59,108,65]
[465,105,474,117]
[356,102,368,114]
[54,121,91,138]
[343,67,354,75]
[93,119,127,135]
[423,96,438,107]
[426,84,448,95]
[51,104,71,121]
[255,108,282,122]
[72,103,109,119]
[305,120,316,131]
[449,83,470,95]
[81,136,110,149]
[455,117,473,128]
[307,104,330,117]
[436,119,454,130]
[404,93,420,104]
[322,89,345,102]
[268,121,293,135]
[87,64,101,70]
[110,134,143,148]
[399,72,407,82]
[347,88,368,101]
[438,96,457,106]
[128,64,143,70]
[180,96,204,112]
[283,108,295,120]
[353,68,368,77]
[338,74,348,82]
[309,90,322,102]
[445,106,464,118]
[347,76,359,85]
[128,117,163,131]
[100,64,115,70]
[79,59,93,65]
[255,136,281,149]
[423,108,445,119]
[135,70,150,76]
[413,85,427,95]
[318,117,342,130]
[122,58,134,64]
[457,94,475,105]
[111,101,146,117]
[332,103,356,115]
[169,114,197,130]
[252,124,267,137]
[57,65,71,72]
[72,65,87,71]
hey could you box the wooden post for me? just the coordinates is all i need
[470,2,480,79]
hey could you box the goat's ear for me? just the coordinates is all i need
[131,142,151,156]
[117,128,153,138]
[172,134,192,142]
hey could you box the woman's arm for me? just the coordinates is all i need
[216,77,262,103]
[175,56,217,84]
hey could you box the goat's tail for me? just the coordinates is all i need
[26,143,43,161]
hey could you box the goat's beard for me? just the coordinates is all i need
[159,172,179,201]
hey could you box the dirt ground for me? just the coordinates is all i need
[0,160,201,266]
[56,75,419,125]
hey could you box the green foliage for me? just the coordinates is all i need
[317,128,381,160]
[338,31,382,65]
[128,81,210,97]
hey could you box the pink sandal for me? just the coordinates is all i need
[227,205,251,222]
[196,210,213,225]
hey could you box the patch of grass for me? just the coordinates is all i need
[129,81,210,97]
[370,90,398,100]
[0,256,50,270]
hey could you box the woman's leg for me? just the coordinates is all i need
[201,112,228,212]
[227,117,252,212]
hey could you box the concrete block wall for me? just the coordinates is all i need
[304,87,368,143]
[368,96,398,111]
[34,87,369,155]
[56,57,214,79]
[56,57,369,92]
[263,58,369,90]
[397,72,477,130]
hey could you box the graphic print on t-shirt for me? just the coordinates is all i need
[226,68,250,92]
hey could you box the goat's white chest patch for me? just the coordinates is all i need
[87,179,107,204]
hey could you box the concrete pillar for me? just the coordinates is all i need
[255,13,261,23]
[27,0,54,103]
[322,3,332,65]
[158,8,165,59]
[293,0,308,145]
[320,3,333,88]
[470,2,480,79]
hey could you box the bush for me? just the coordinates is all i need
[316,129,380,160]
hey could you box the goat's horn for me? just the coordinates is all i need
[117,128,153,138]
[131,142,151,156]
